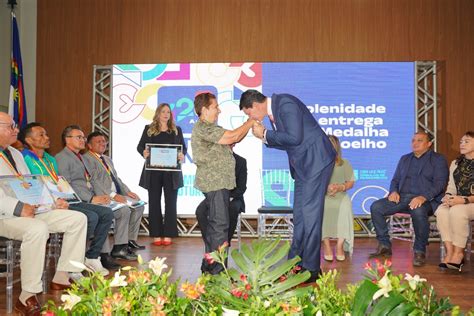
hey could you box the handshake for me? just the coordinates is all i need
[251,121,266,140]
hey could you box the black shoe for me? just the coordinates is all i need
[446,259,464,272]
[100,253,122,270]
[438,262,448,269]
[369,244,392,258]
[128,240,146,250]
[300,267,322,284]
[111,245,138,261]
[413,252,426,267]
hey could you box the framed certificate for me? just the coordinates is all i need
[145,143,183,171]
[40,175,82,205]
[0,175,56,213]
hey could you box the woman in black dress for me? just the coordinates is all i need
[137,103,186,246]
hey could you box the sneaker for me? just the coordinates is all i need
[68,272,84,282]
[84,258,109,276]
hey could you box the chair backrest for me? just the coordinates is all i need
[260,169,294,207]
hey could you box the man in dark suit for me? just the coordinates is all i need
[239,90,336,282]
[196,145,247,251]
[369,132,449,266]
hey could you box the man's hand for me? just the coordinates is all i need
[409,196,427,210]
[388,192,400,203]
[127,192,140,200]
[20,204,36,218]
[55,198,69,209]
[91,195,111,205]
[113,194,127,203]
[252,121,265,140]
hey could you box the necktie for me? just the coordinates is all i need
[100,155,122,195]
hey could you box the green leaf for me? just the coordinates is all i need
[260,257,301,284]
[387,302,415,315]
[352,279,379,316]
[262,271,310,296]
[231,249,252,273]
[261,241,290,270]
[280,285,313,300]
[370,293,405,316]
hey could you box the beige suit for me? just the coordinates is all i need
[0,146,87,293]
[435,160,474,248]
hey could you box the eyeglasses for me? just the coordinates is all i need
[66,135,87,141]
[0,122,17,130]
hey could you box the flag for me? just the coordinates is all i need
[9,12,27,128]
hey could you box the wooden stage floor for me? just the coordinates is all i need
[1,237,473,314]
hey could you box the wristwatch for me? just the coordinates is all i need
[464,197,470,204]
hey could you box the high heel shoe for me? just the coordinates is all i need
[336,255,346,261]
[438,262,448,269]
[446,259,464,272]
[323,254,333,261]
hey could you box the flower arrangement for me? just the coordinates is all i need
[44,239,468,315]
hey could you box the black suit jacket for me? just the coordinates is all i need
[137,125,187,190]
[230,152,247,213]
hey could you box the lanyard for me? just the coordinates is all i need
[89,152,112,176]
[0,151,24,180]
[28,150,60,184]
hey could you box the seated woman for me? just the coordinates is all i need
[435,131,474,271]
[322,135,355,261]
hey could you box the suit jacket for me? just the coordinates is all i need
[83,152,131,196]
[230,152,247,213]
[56,148,95,202]
[390,150,448,210]
[137,125,187,190]
[265,93,336,181]
[0,146,30,219]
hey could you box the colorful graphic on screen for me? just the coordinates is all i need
[112,62,415,215]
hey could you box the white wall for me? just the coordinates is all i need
[0,0,36,120]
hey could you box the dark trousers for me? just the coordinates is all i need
[196,198,242,246]
[370,194,432,253]
[288,162,334,273]
[69,202,114,259]
[148,172,178,238]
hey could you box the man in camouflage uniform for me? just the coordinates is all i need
[191,92,254,274]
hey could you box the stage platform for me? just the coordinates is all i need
[1,237,472,314]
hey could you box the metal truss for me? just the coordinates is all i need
[92,65,113,154]
[94,62,440,240]
[415,61,437,150]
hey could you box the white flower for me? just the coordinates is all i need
[149,257,168,276]
[316,310,323,316]
[404,273,427,290]
[137,254,144,265]
[61,293,81,310]
[372,271,392,300]
[110,271,127,287]
[263,300,271,308]
[222,307,240,316]
[345,313,351,316]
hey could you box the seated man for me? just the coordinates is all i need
[0,113,87,315]
[369,131,449,266]
[19,122,113,276]
[84,131,145,251]
[56,125,137,271]
[195,145,247,272]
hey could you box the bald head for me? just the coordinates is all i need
[0,113,19,148]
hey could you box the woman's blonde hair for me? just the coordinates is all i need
[147,103,177,136]
[328,135,343,166]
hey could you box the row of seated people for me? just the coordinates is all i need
[0,112,144,315]
[368,131,474,271]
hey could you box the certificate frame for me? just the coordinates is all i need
[145,143,183,171]
[40,175,82,205]
[0,175,56,213]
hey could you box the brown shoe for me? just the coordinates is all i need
[14,296,41,316]
[413,252,426,267]
[50,281,72,291]
[369,244,392,258]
